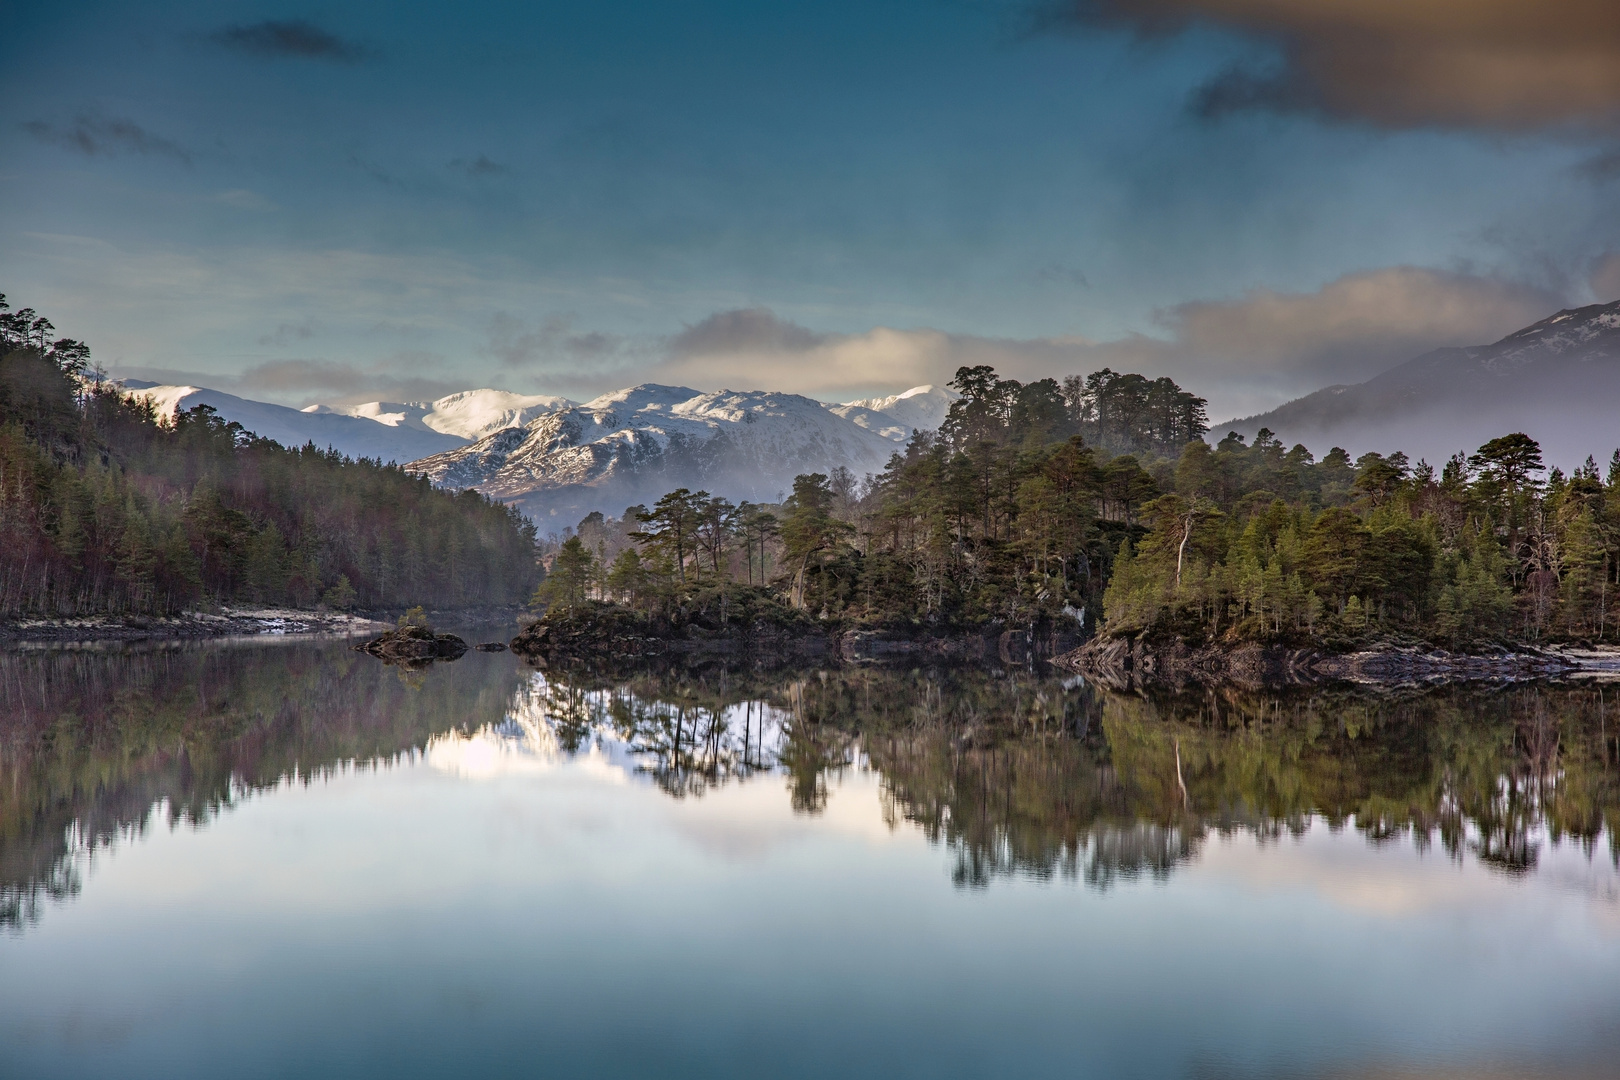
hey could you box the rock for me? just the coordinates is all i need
[353,624,469,663]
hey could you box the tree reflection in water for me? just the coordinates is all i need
[518,664,1620,888]
[2,636,1618,929]
[0,638,522,929]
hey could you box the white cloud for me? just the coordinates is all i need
[653,267,1564,417]
[5,232,1575,418]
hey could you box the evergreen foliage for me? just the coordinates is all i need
[1100,427,1620,645]
[0,295,540,616]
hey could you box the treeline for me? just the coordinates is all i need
[0,295,540,617]
[544,359,1620,648]
[1105,430,1620,645]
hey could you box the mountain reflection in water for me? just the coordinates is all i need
[3,639,1618,930]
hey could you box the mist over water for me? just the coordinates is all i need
[2,637,1618,1078]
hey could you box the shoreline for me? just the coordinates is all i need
[1,604,531,645]
[0,607,392,644]
[1054,635,1620,688]
[507,607,1086,669]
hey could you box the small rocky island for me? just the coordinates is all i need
[354,610,468,665]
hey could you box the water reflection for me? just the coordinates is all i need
[3,636,1618,930]
[0,638,522,929]
[448,662,1620,890]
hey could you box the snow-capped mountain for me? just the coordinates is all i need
[120,376,949,523]
[304,389,574,442]
[828,384,956,441]
[1222,299,1620,467]
[407,384,922,523]
[120,382,467,463]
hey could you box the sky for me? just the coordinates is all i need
[3,0,1619,420]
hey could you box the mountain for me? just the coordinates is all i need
[1222,299,1620,467]
[828,385,956,441]
[120,378,949,524]
[120,382,467,463]
[303,389,574,442]
[406,384,927,523]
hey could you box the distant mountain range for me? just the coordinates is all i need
[407,384,956,523]
[121,380,955,523]
[1223,299,1620,468]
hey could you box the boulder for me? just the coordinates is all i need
[353,624,468,662]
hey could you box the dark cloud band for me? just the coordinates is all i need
[22,116,190,163]
[209,19,366,63]
[1055,0,1620,130]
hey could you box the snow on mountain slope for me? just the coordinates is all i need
[831,385,956,441]
[306,389,573,442]
[408,384,915,523]
[120,382,467,463]
[1220,299,1620,467]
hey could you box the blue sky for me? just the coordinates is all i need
[3,0,1618,417]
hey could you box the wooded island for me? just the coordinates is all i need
[523,362,1620,662]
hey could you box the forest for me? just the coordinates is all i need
[0,296,540,616]
[539,362,1620,649]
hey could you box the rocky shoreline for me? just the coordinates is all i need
[508,606,1084,668]
[1054,635,1620,688]
[0,607,390,643]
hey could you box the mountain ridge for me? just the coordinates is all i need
[407,384,927,523]
[1220,298,1620,466]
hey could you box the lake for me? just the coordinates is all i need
[2,633,1618,1079]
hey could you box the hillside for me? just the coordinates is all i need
[1223,299,1620,466]
[2,301,541,617]
[407,384,924,522]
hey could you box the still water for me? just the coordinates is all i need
[2,634,1618,1079]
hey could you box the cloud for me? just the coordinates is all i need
[132,357,460,408]
[237,358,372,395]
[482,312,630,368]
[15,232,1572,420]
[257,321,315,347]
[209,19,366,62]
[1591,253,1620,302]
[1148,266,1562,383]
[346,155,398,186]
[450,155,507,177]
[652,267,1564,416]
[1035,263,1091,287]
[1576,146,1620,182]
[1052,0,1620,130]
[215,189,278,212]
[1188,63,1319,121]
[669,308,826,357]
[22,116,191,163]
